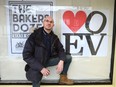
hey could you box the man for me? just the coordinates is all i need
[23,16,74,87]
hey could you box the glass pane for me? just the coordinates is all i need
[0,0,115,85]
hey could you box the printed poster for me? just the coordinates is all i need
[7,0,54,54]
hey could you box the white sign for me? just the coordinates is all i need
[7,1,54,54]
[61,10,109,57]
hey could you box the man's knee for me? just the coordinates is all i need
[65,55,72,63]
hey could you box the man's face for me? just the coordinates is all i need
[43,16,54,30]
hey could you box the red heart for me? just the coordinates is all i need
[63,10,87,33]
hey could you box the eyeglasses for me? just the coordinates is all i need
[44,20,54,23]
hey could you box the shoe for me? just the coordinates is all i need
[59,74,74,85]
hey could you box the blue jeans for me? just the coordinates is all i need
[32,55,72,87]
[32,81,40,87]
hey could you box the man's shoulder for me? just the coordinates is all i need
[51,31,58,38]
[29,27,43,38]
[34,27,43,32]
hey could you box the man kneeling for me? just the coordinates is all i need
[23,16,74,87]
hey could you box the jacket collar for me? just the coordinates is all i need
[34,27,57,48]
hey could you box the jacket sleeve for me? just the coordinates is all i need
[22,32,44,71]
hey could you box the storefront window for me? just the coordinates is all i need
[0,0,115,85]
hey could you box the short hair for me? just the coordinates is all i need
[43,16,54,23]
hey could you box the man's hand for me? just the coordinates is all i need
[40,68,50,76]
[56,60,64,74]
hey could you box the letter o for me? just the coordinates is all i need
[85,11,107,34]
[21,24,28,32]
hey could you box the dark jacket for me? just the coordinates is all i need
[23,27,66,82]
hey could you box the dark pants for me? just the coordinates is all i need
[32,55,72,87]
